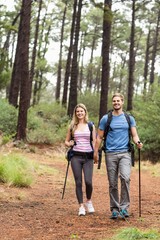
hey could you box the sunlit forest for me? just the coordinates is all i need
[0,0,160,162]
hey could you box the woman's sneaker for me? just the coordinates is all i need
[85,201,95,214]
[78,206,86,216]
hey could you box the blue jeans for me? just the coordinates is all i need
[105,152,132,212]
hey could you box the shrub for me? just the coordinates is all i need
[133,93,160,162]
[0,99,18,135]
[27,102,70,144]
[0,154,34,187]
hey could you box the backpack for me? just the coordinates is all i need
[102,110,135,166]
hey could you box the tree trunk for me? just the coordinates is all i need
[86,26,97,90]
[143,27,151,95]
[62,0,77,107]
[149,8,160,85]
[127,0,136,111]
[67,0,82,116]
[29,0,42,108]
[55,3,67,102]
[99,0,112,120]
[16,0,32,140]
[0,13,20,74]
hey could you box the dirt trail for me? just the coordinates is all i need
[0,146,160,240]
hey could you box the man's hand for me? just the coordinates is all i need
[136,141,143,149]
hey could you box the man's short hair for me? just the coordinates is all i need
[112,93,124,101]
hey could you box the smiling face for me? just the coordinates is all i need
[75,107,86,120]
[112,96,124,111]
[72,103,88,125]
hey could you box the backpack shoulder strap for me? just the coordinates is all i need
[124,112,132,142]
[88,121,93,132]
[124,112,131,128]
[104,110,113,138]
[88,121,94,150]
[102,110,113,151]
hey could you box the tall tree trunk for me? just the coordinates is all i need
[127,0,136,111]
[67,0,82,116]
[32,18,52,105]
[16,0,32,140]
[143,27,151,95]
[29,0,42,108]
[55,3,67,102]
[0,13,20,74]
[62,0,77,107]
[79,45,85,91]
[99,0,112,120]
[86,25,98,90]
[9,13,23,107]
[149,8,160,85]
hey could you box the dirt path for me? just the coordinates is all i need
[0,146,160,240]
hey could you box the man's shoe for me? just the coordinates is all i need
[119,209,129,218]
[85,201,95,213]
[110,211,119,219]
[78,206,86,216]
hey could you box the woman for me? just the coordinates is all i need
[65,103,96,216]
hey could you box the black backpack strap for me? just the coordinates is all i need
[88,121,94,150]
[124,112,131,140]
[102,110,113,151]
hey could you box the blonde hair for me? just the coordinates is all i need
[70,103,89,132]
[112,93,124,102]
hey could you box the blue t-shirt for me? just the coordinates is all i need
[99,113,136,152]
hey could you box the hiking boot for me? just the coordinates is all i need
[119,209,129,218]
[78,206,86,216]
[110,211,119,219]
[85,201,95,214]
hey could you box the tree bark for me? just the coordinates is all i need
[16,0,32,140]
[55,3,67,102]
[143,27,151,95]
[99,0,112,120]
[127,0,136,111]
[29,0,42,108]
[62,0,77,107]
[149,8,160,85]
[67,0,83,116]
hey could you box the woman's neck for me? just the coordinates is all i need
[78,119,85,124]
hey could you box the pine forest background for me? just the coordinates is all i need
[0,0,160,163]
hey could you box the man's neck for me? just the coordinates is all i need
[112,109,123,116]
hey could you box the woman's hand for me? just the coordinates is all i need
[69,140,75,147]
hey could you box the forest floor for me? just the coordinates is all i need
[0,143,160,240]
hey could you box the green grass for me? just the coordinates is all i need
[110,228,160,240]
[0,153,34,187]
[134,161,160,177]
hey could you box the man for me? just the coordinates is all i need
[94,93,143,219]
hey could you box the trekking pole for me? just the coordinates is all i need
[138,148,141,217]
[62,161,70,199]
[97,149,102,169]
